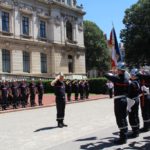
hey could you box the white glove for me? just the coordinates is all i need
[127,98,135,112]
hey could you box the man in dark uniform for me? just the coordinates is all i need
[79,80,85,100]
[51,72,68,128]
[127,68,140,138]
[65,79,72,102]
[138,69,150,132]
[105,62,130,144]
[29,79,36,107]
[36,79,44,106]
[11,80,19,109]
[84,80,90,99]
[19,79,27,108]
[74,80,79,101]
[0,80,8,110]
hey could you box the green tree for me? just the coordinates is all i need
[120,0,150,66]
[83,20,110,75]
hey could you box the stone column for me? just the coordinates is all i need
[0,49,2,73]
[11,50,23,73]
[30,51,41,74]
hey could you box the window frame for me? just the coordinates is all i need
[23,51,30,73]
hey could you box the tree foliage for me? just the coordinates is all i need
[120,0,150,66]
[83,20,110,74]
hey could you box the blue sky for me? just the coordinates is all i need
[77,0,138,42]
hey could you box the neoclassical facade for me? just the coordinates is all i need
[0,0,86,79]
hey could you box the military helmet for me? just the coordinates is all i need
[130,68,139,76]
[117,62,126,71]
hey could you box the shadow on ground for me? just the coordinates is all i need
[34,126,58,132]
[75,133,150,150]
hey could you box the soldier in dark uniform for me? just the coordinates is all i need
[138,69,150,132]
[36,79,44,106]
[11,80,19,109]
[19,79,27,108]
[51,72,68,128]
[0,80,8,110]
[74,80,79,101]
[79,80,85,100]
[127,68,140,138]
[84,80,90,99]
[105,62,130,144]
[29,79,37,107]
[65,80,72,102]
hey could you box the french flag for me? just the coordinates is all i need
[109,28,122,68]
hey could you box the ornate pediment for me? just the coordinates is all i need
[0,0,13,10]
[19,3,34,15]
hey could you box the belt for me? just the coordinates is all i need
[114,95,126,99]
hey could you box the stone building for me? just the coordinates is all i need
[0,0,86,80]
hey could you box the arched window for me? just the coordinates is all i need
[23,51,30,73]
[2,49,10,73]
[41,53,47,73]
[68,55,73,73]
[66,21,73,41]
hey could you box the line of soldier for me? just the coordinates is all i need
[105,62,150,145]
[0,79,44,111]
[65,79,90,101]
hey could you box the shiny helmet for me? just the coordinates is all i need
[130,68,139,76]
[117,62,126,71]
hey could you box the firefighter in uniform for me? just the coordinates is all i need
[74,80,79,101]
[84,80,90,99]
[79,80,85,100]
[65,79,72,102]
[138,69,150,132]
[105,62,130,144]
[11,80,19,109]
[29,79,37,107]
[127,68,140,138]
[0,80,8,110]
[36,79,44,106]
[51,72,68,128]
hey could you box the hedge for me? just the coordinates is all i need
[33,77,108,94]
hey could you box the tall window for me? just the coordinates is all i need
[40,20,46,38]
[23,51,30,72]
[22,16,29,35]
[66,21,73,41]
[67,0,71,5]
[2,11,9,32]
[68,55,73,73]
[2,49,10,73]
[41,53,47,73]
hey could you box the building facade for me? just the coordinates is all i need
[0,0,86,80]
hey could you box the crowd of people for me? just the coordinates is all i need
[105,62,150,145]
[0,79,44,111]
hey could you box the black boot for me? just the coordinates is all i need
[61,120,68,127]
[57,120,63,128]
[140,122,150,133]
[128,131,139,138]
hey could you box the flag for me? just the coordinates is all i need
[109,28,122,68]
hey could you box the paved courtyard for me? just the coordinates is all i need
[0,98,150,150]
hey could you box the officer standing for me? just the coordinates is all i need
[0,80,8,110]
[36,79,44,106]
[84,80,90,99]
[19,79,27,108]
[11,80,19,109]
[138,69,150,132]
[79,80,85,100]
[66,79,72,102]
[29,79,36,107]
[51,72,68,128]
[105,62,130,144]
[127,68,140,138]
[74,80,79,101]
